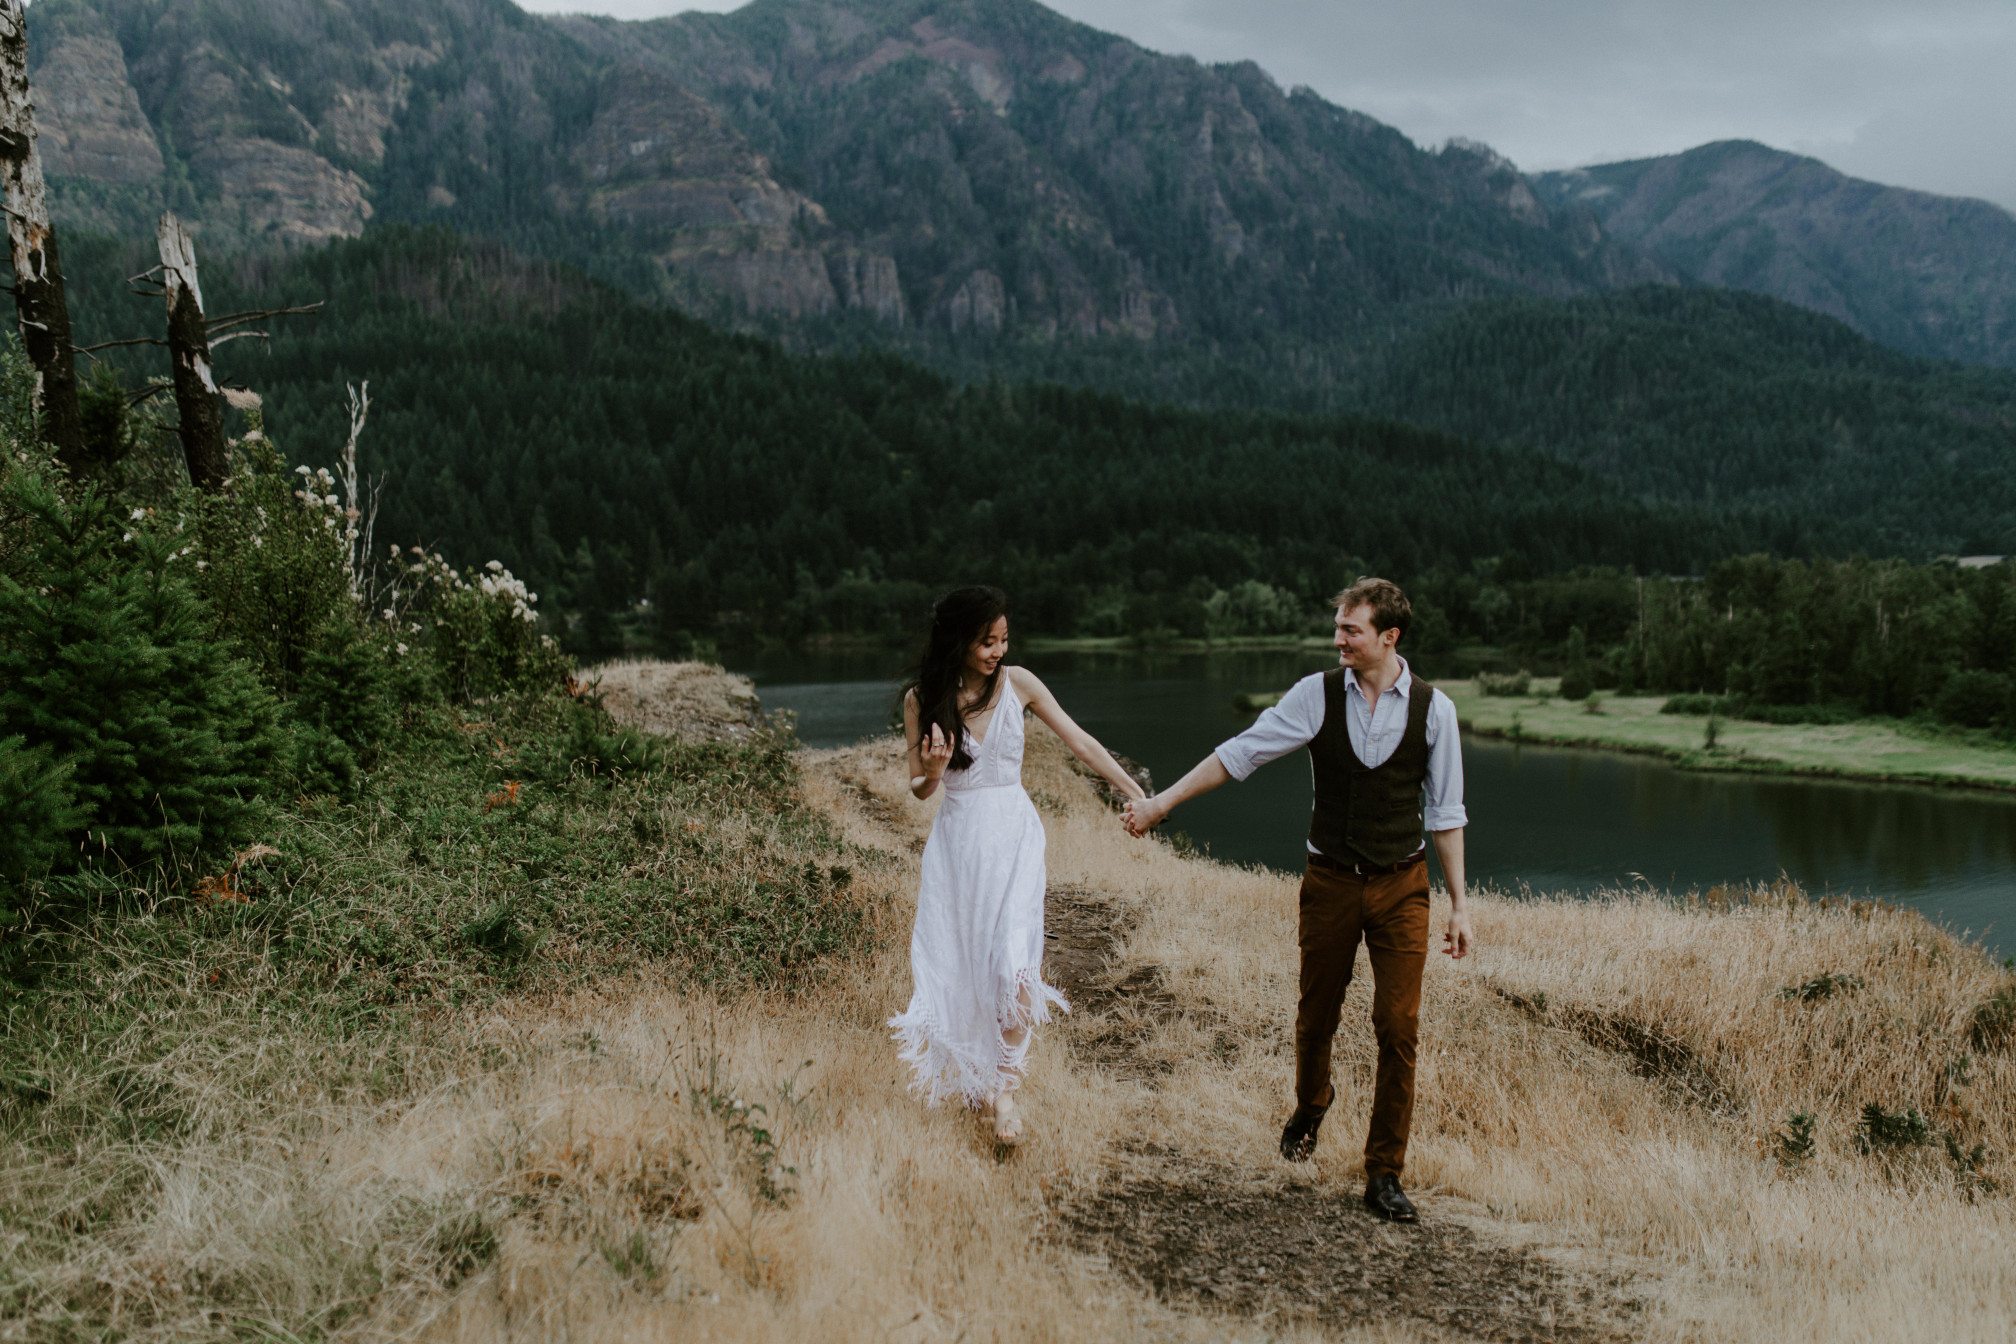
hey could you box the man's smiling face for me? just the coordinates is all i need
[1333,602,1397,670]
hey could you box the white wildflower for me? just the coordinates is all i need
[252,535,263,549]
[485,560,503,572]
[382,608,396,622]
[195,560,208,571]
[395,643,408,656]
[294,465,312,476]
[130,507,146,522]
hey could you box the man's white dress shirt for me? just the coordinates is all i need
[1212,659,1466,858]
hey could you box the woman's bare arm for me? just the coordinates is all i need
[1014,668,1147,802]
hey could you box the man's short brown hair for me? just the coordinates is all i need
[1331,577,1411,642]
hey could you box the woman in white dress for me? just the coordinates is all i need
[889,586,1147,1144]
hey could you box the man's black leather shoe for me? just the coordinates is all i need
[1278,1103,1327,1161]
[1363,1171,1418,1222]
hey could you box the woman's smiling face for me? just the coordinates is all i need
[966,616,1009,680]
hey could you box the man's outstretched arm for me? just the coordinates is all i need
[1122,752,1231,836]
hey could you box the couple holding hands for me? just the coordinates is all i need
[889,577,1472,1224]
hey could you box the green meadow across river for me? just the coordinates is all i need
[1447,679,2016,793]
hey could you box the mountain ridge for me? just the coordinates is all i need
[25,0,1668,351]
[1535,140,2016,369]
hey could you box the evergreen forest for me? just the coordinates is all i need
[29,226,2016,734]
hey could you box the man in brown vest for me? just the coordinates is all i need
[1123,577,1471,1223]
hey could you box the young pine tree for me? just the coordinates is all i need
[0,471,275,884]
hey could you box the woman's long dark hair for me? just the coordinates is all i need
[904,586,1010,772]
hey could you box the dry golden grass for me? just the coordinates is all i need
[4,704,2012,1342]
[581,658,764,742]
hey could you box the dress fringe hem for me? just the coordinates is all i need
[889,968,1069,1109]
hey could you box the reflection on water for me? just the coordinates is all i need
[728,647,2016,953]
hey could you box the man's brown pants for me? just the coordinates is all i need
[1295,856,1430,1179]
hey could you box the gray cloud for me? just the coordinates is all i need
[515,0,2016,211]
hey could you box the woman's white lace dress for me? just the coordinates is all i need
[890,670,1068,1107]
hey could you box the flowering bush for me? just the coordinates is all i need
[395,551,568,702]
[191,418,352,693]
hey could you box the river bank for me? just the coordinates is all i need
[1446,678,2016,793]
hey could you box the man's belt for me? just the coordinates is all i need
[1308,849,1426,878]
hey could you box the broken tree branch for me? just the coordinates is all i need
[205,302,322,333]
[157,211,227,492]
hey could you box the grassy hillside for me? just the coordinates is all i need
[5,686,2011,1340]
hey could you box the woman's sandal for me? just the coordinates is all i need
[992,1093,1024,1146]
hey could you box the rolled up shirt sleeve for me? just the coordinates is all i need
[1213,673,1326,781]
[1422,687,1468,832]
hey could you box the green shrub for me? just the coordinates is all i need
[1741,701,1857,726]
[1854,1102,1931,1154]
[1203,580,1304,639]
[1662,693,1733,715]
[0,471,276,882]
[1558,626,1594,701]
[192,434,353,693]
[1935,669,2011,730]
[400,551,569,702]
[0,736,81,892]
[1778,972,1865,1002]
[1476,669,1531,696]
[1971,988,2016,1052]
[1773,1110,1817,1168]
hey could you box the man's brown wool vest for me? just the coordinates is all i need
[1307,668,1433,866]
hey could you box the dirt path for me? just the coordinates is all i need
[597,674,1660,1342]
[1058,1150,1642,1343]
[1036,882,1647,1342]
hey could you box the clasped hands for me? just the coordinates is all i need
[1121,793,1165,838]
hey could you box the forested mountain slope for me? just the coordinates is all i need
[1354,287,2016,555]
[1534,141,2016,370]
[58,229,1750,651]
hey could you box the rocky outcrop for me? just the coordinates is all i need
[678,248,837,318]
[190,137,370,245]
[33,33,161,183]
[572,65,823,242]
[944,269,1005,334]
[829,251,906,323]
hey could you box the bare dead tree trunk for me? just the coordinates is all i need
[157,212,227,492]
[0,0,85,471]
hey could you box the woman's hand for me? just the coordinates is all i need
[910,722,954,794]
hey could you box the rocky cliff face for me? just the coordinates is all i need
[550,0,1672,345]
[1536,141,2016,369]
[27,0,440,247]
[26,0,1662,345]
[33,32,161,182]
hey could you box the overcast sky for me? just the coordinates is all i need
[517,0,2016,212]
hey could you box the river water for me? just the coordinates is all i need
[727,648,2016,955]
